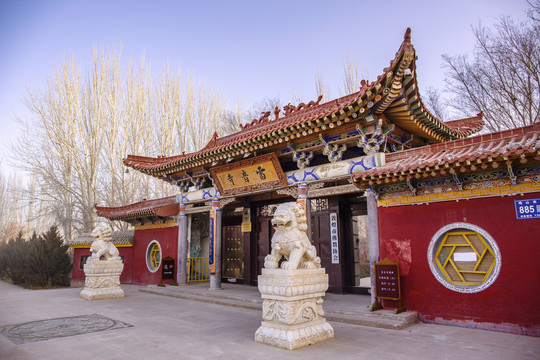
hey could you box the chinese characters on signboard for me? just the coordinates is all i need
[209,213,215,273]
[161,257,175,279]
[375,262,400,299]
[372,258,406,313]
[209,153,287,196]
[514,198,540,219]
[330,212,339,264]
[376,267,399,299]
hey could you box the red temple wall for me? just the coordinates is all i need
[132,226,178,285]
[71,247,133,285]
[378,192,540,336]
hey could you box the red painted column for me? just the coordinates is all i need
[209,198,222,290]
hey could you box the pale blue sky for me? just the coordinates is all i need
[0,0,530,176]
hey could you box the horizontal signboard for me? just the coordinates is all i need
[210,153,287,196]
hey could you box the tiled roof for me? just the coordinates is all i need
[353,124,540,186]
[123,28,484,178]
[95,196,178,220]
[123,91,362,173]
[66,231,134,246]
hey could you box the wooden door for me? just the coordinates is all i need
[255,217,273,281]
[311,213,332,271]
[222,225,244,279]
[311,210,344,292]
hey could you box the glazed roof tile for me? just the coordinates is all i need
[95,196,178,220]
[123,91,361,172]
[66,231,134,246]
[353,124,540,181]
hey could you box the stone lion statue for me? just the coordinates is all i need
[264,202,321,270]
[89,224,120,262]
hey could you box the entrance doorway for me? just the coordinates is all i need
[345,197,370,293]
[222,225,244,281]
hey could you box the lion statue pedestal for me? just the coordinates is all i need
[255,202,334,350]
[80,225,124,300]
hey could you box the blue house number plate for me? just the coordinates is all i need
[514,198,540,219]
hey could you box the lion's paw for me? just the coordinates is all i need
[281,261,293,270]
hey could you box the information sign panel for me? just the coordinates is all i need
[330,213,339,264]
[161,256,175,280]
[375,260,400,300]
[209,214,215,273]
[241,222,252,233]
[514,198,540,219]
[158,256,177,286]
[371,258,406,314]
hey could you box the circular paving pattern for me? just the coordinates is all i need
[0,314,132,344]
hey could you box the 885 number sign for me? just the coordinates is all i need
[514,199,540,219]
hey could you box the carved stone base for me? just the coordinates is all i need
[255,268,334,350]
[80,259,124,300]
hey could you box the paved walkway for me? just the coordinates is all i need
[0,281,538,360]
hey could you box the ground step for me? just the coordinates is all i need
[140,286,262,311]
[140,285,417,330]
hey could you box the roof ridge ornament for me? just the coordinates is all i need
[404,27,411,44]
[241,95,323,130]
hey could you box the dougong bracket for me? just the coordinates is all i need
[356,120,395,155]
[293,151,314,170]
[320,135,347,163]
[406,177,417,196]
[506,160,517,185]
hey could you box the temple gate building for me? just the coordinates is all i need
[69,29,540,336]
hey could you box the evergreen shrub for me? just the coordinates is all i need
[0,226,72,288]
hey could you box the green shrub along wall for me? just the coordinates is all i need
[0,226,72,288]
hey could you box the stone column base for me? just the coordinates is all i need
[255,268,334,350]
[255,318,334,350]
[80,259,124,300]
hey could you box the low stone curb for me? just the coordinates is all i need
[140,285,417,330]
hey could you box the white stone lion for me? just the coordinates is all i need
[89,224,120,262]
[264,202,321,270]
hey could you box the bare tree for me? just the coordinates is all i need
[12,46,228,235]
[423,86,449,121]
[342,54,369,95]
[315,70,331,103]
[442,1,540,131]
[245,96,281,122]
[0,171,25,241]
[221,104,244,137]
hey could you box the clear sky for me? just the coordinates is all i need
[0,0,531,176]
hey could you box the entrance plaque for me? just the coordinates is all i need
[371,258,406,314]
[209,153,287,196]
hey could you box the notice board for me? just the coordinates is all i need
[158,256,178,286]
[371,258,406,313]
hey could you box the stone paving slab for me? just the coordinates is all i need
[1,280,539,360]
